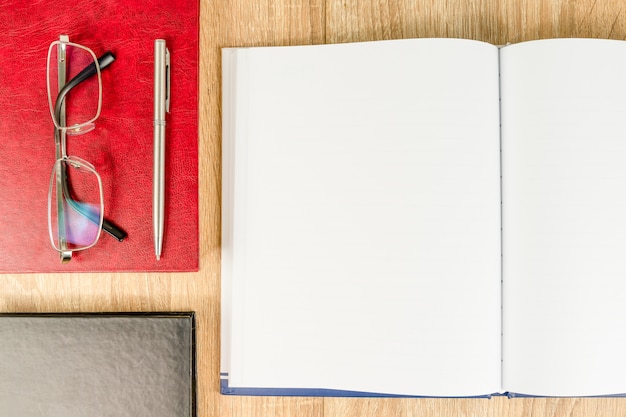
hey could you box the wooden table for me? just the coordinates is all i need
[3,0,626,416]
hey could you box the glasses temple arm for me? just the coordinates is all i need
[54,52,116,119]
[59,164,127,242]
[101,218,127,241]
[61,187,127,242]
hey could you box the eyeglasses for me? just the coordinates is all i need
[47,35,126,263]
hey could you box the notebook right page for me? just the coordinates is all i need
[501,39,626,397]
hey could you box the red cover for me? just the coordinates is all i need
[0,0,199,272]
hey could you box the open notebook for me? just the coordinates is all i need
[221,38,626,397]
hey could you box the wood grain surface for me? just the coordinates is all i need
[3,0,626,416]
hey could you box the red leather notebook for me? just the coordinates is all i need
[0,1,199,272]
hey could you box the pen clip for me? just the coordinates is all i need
[165,47,170,113]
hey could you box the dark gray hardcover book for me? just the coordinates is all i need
[0,313,195,417]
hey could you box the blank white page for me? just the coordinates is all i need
[501,39,626,396]
[222,38,501,397]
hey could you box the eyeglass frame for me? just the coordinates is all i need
[46,35,126,263]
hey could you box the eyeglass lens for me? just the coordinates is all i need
[49,159,103,251]
[48,43,100,133]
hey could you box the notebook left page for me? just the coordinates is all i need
[222,38,501,397]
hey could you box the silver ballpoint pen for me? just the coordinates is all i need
[154,39,170,260]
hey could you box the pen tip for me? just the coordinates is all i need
[156,254,161,261]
